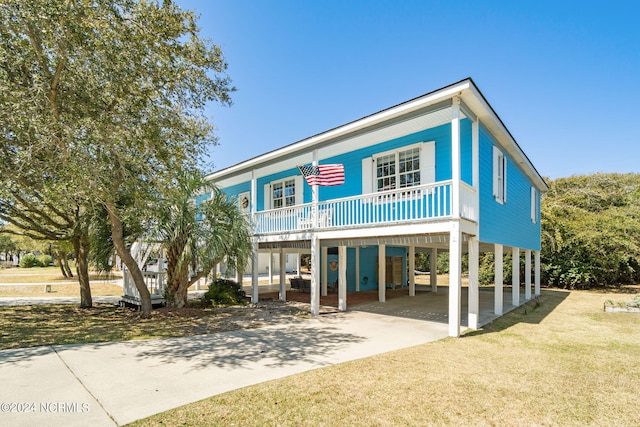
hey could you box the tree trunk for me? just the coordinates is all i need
[63,254,73,278]
[72,237,92,308]
[172,285,188,308]
[57,250,68,278]
[166,259,190,308]
[104,200,152,314]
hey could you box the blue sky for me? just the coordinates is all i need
[177,0,639,179]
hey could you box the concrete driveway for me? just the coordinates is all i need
[0,297,449,426]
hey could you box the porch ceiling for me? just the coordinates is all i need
[257,237,519,254]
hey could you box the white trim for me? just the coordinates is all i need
[263,183,271,211]
[266,175,302,210]
[492,146,507,204]
[372,142,430,192]
[530,186,538,223]
[362,157,373,194]
[421,141,436,184]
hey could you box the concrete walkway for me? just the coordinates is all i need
[0,295,450,427]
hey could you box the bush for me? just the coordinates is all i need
[38,254,53,267]
[19,253,42,268]
[202,279,247,306]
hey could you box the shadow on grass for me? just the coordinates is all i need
[463,288,571,337]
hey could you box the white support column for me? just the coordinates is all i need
[408,245,416,297]
[378,244,386,302]
[321,246,328,296]
[430,247,438,292]
[525,249,532,300]
[512,247,520,306]
[268,251,273,285]
[355,246,360,292]
[296,253,301,276]
[251,242,259,304]
[472,119,480,190]
[338,245,347,311]
[494,244,503,316]
[310,236,320,315]
[452,96,461,219]
[468,236,479,330]
[310,148,320,316]
[279,248,286,302]
[449,224,462,337]
[535,251,541,296]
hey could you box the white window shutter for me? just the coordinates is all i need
[362,157,373,194]
[263,183,271,210]
[421,142,436,184]
[492,146,499,198]
[531,187,537,223]
[295,175,303,205]
[503,155,507,203]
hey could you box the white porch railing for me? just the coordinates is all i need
[460,181,478,221]
[122,270,166,305]
[253,180,477,236]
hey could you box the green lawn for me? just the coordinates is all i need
[128,289,640,426]
[0,265,121,283]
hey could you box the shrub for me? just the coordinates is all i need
[19,253,42,268]
[202,279,246,306]
[38,254,53,267]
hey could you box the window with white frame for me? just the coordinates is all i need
[272,179,296,208]
[263,176,303,210]
[376,146,421,191]
[361,142,435,195]
[492,146,507,203]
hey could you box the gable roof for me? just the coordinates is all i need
[206,78,548,192]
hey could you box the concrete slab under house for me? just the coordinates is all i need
[206,78,547,337]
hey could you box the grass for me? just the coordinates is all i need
[0,301,310,350]
[0,282,124,297]
[128,289,640,427]
[0,265,121,284]
[0,266,123,297]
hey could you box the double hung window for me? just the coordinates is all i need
[272,179,296,208]
[376,147,421,192]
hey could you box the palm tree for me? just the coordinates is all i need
[159,172,251,308]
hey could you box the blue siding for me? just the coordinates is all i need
[256,167,309,210]
[214,119,474,211]
[318,122,458,202]
[195,192,211,205]
[460,119,473,185]
[478,124,541,250]
[353,246,406,291]
[220,182,250,200]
